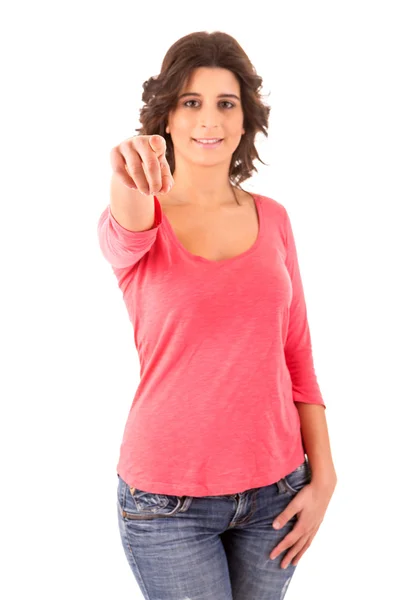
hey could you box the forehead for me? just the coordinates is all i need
[181,67,240,95]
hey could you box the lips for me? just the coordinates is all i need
[193,138,223,142]
[192,138,223,147]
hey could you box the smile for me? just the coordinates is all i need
[192,139,223,148]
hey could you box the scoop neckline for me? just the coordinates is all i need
[155,193,264,266]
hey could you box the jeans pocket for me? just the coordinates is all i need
[117,475,192,520]
[282,459,312,496]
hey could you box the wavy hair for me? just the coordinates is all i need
[135,31,271,199]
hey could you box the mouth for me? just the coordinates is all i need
[192,138,223,148]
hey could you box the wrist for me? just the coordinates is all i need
[310,470,337,491]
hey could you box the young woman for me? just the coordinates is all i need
[98,30,337,600]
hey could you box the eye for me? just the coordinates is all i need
[183,100,235,109]
[220,101,235,109]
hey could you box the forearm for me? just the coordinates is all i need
[294,402,337,489]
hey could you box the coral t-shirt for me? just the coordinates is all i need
[97,193,325,497]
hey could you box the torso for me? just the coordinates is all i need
[159,189,260,262]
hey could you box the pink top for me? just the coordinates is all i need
[97,193,325,497]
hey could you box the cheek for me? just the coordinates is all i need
[232,116,245,131]
[224,125,245,148]
[223,115,244,135]
[174,113,196,132]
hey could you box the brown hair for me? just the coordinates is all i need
[135,31,271,195]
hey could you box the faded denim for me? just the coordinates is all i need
[116,457,312,600]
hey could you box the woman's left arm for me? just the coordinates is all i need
[282,206,337,487]
[270,402,337,568]
[268,210,337,568]
[294,402,337,489]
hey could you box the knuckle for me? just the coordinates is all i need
[120,139,135,151]
[128,163,145,175]
[145,156,159,166]
[136,135,151,146]
[144,159,161,173]
[160,159,171,172]
[114,166,129,178]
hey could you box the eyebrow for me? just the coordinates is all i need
[178,92,240,101]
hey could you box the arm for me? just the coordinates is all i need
[97,174,163,269]
[283,207,325,407]
[283,208,336,487]
[109,171,156,233]
[295,402,337,488]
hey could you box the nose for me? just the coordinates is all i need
[198,104,222,129]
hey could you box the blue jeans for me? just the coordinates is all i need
[116,457,312,600]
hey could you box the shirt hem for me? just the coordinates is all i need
[116,448,307,497]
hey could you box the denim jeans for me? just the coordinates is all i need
[116,457,312,600]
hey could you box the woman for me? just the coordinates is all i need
[97,30,337,600]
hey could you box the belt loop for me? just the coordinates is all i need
[276,478,287,494]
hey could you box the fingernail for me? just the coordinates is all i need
[273,521,281,529]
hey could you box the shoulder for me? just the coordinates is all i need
[249,192,288,221]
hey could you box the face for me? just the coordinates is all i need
[165,67,245,168]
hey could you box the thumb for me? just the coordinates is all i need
[273,503,298,529]
[149,134,167,158]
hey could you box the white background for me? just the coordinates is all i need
[1,1,399,598]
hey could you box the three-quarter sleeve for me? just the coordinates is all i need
[283,208,326,408]
[97,195,163,269]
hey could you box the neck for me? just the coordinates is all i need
[169,162,240,208]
